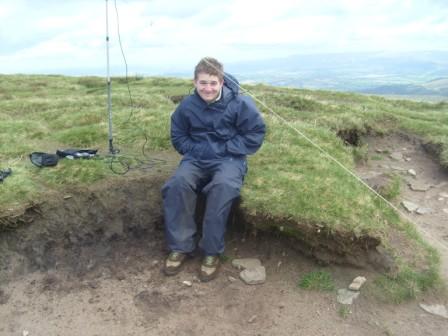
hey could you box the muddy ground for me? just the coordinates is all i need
[1,135,448,336]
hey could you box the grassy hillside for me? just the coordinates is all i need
[1,74,447,299]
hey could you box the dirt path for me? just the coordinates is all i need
[357,134,448,280]
[1,135,448,335]
[0,232,447,336]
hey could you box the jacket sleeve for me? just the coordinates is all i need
[226,97,266,156]
[170,104,196,155]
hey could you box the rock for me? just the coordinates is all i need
[348,276,367,291]
[182,280,192,287]
[391,166,405,171]
[408,182,432,192]
[416,207,432,215]
[405,157,412,162]
[232,258,262,270]
[240,266,266,285]
[227,276,237,282]
[439,192,448,198]
[438,197,445,201]
[401,200,419,212]
[389,152,403,161]
[443,209,448,214]
[247,315,258,323]
[407,169,417,177]
[375,148,386,153]
[337,289,360,305]
[23,331,29,336]
[419,303,448,319]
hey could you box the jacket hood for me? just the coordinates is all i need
[223,72,240,95]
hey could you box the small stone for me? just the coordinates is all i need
[391,166,405,171]
[375,148,386,153]
[408,183,432,192]
[405,157,412,162]
[389,152,403,161]
[438,197,445,201]
[439,192,448,198]
[240,266,266,285]
[247,315,258,323]
[228,276,237,282]
[416,207,432,215]
[337,289,360,305]
[443,209,448,214]
[63,195,72,199]
[23,331,29,336]
[277,261,282,268]
[182,280,192,287]
[407,169,417,177]
[401,200,419,212]
[232,258,262,270]
[419,303,448,319]
[348,276,367,291]
[151,260,159,267]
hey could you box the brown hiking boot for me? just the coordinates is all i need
[198,255,221,282]
[163,251,187,276]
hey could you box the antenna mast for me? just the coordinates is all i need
[105,0,116,154]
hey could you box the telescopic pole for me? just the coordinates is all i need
[105,0,115,154]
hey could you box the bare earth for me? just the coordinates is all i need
[1,134,447,336]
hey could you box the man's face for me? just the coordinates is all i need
[194,73,223,103]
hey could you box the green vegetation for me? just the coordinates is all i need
[380,174,402,201]
[338,305,351,319]
[1,74,447,299]
[298,270,335,291]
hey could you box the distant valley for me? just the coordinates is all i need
[224,51,448,100]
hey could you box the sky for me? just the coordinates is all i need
[1,0,447,75]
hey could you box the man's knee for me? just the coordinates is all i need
[163,171,197,195]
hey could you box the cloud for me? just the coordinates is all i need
[1,0,448,74]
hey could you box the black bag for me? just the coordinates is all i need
[56,148,98,159]
[0,168,12,182]
[29,152,59,167]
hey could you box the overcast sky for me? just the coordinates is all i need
[1,0,447,75]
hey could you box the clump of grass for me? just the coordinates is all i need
[298,270,335,291]
[338,305,351,319]
[352,143,369,163]
[370,154,383,161]
[371,254,441,304]
[381,174,402,201]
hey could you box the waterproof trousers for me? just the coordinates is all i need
[162,158,246,256]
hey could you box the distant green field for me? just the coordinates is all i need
[1,74,446,300]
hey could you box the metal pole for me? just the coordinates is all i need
[106,0,115,154]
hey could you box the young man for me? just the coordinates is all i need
[162,57,266,281]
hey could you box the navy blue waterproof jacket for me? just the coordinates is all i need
[170,74,266,161]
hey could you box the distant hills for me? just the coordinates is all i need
[225,51,448,99]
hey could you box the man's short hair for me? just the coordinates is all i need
[194,57,224,81]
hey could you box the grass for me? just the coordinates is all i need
[0,74,447,300]
[298,270,335,291]
[338,305,351,319]
[380,174,402,201]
